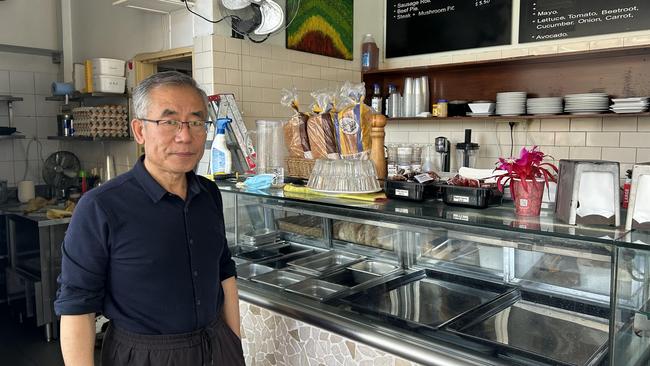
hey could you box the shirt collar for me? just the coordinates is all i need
[132,155,204,203]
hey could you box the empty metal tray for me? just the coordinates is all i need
[447,292,609,366]
[257,249,317,269]
[235,242,302,262]
[319,268,380,289]
[236,263,273,280]
[251,270,311,289]
[232,257,249,266]
[288,250,365,275]
[341,269,513,330]
[347,260,399,276]
[240,228,280,246]
[285,278,349,301]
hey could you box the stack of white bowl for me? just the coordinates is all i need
[496,92,527,116]
[526,97,563,115]
[564,93,609,114]
[610,97,649,114]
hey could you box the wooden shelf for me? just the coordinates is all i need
[363,45,650,105]
[388,112,650,121]
[47,136,132,142]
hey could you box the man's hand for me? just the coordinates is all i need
[221,277,241,338]
[60,313,96,366]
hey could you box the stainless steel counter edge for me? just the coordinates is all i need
[237,280,511,366]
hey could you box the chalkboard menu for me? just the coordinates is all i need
[385,0,512,58]
[520,0,650,43]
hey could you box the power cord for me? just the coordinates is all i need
[182,0,241,25]
[509,121,516,157]
[182,0,301,44]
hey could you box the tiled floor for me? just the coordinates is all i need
[0,305,100,366]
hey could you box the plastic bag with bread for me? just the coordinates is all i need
[307,90,339,159]
[281,88,312,159]
[336,82,373,156]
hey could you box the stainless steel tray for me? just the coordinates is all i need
[232,257,249,266]
[257,249,317,269]
[320,267,379,285]
[347,260,399,276]
[234,242,295,262]
[341,269,513,330]
[251,269,311,289]
[288,250,365,275]
[447,291,609,366]
[285,278,349,301]
[240,228,279,245]
[236,263,273,280]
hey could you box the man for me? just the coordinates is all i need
[55,71,244,366]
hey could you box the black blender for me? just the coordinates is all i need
[456,129,479,170]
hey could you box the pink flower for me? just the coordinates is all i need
[494,146,558,195]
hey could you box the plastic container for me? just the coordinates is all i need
[385,180,439,201]
[441,185,503,208]
[361,34,379,72]
[91,58,126,77]
[92,75,126,93]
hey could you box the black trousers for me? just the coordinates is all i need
[100,318,245,366]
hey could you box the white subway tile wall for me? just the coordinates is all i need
[0,52,61,186]
[384,117,650,178]
[193,34,361,130]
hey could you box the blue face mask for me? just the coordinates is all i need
[243,174,275,190]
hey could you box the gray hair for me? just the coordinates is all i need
[132,71,209,119]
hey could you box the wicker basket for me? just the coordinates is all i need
[286,157,316,179]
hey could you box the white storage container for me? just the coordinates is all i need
[91,58,126,77]
[93,75,126,93]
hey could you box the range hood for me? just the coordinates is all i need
[112,0,194,14]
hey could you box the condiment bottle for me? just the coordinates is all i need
[361,34,379,72]
[623,169,632,208]
[436,99,448,118]
[371,83,383,114]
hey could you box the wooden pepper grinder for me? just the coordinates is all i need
[370,113,387,179]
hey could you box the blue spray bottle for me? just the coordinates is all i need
[211,118,232,175]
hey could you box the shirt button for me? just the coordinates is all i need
[196,300,201,305]
[189,239,194,245]
[193,270,198,277]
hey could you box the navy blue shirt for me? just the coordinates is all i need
[55,156,236,335]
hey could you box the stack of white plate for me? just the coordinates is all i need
[564,93,609,114]
[610,97,649,114]
[526,97,563,115]
[496,92,527,116]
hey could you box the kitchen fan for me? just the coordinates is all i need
[184,0,288,42]
[219,0,284,38]
[42,151,81,192]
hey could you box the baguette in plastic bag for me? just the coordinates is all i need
[307,90,339,159]
[281,88,312,159]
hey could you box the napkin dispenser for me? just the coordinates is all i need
[625,163,650,231]
[555,160,620,226]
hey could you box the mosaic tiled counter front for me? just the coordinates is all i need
[239,301,421,366]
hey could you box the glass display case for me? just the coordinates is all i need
[218,181,648,366]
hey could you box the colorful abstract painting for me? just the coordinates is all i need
[286,0,353,60]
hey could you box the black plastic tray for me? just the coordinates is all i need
[441,185,502,208]
[384,180,439,201]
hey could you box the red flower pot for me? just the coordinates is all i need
[512,178,544,216]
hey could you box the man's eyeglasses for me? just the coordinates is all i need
[138,118,213,135]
